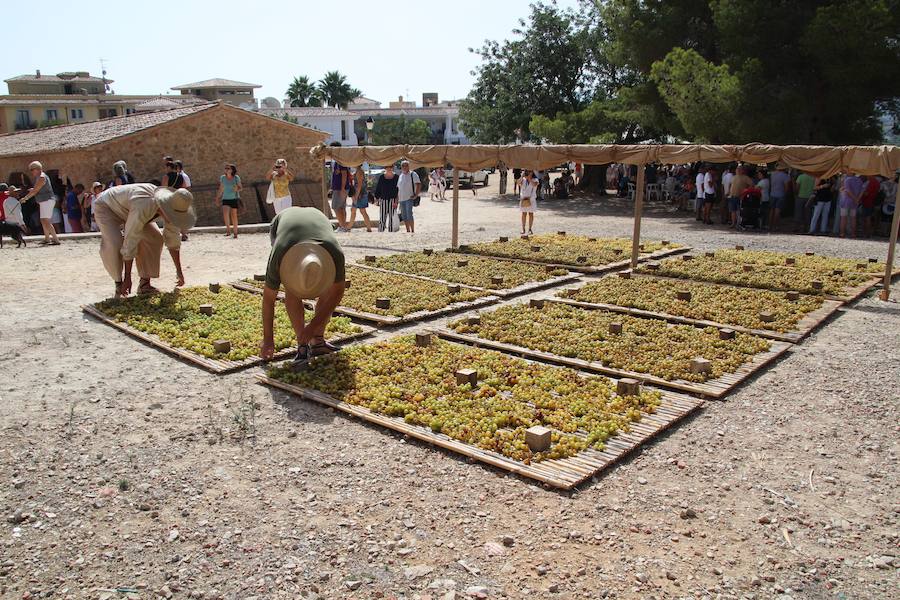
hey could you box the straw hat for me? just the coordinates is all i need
[279,242,336,299]
[154,187,196,231]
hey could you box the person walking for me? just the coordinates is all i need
[838,172,863,238]
[266,158,294,215]
[216,164,243,239]
[769,164,791,231]
[808,178,833,235]
[373,164,399,232]
[429,168,442,201]
[513,167,522,195]
[349,167,373,232]
[694,165,707,221]
[93,183,195,298]
[258,207,346,365]
[727,166,753,230]
[65,183,84,233]
[396,161,421,233]
[794,170,816,233]
[519,170,538,235]
[437,167,447,200]
[858,175,881,238]
[756,168,770,229]
[18,161,60,245]
[330,153,352,232]
[702,166,717,225]
[82,182,102,232]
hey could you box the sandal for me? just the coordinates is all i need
[309,338,339,357]
[138,283,159,295]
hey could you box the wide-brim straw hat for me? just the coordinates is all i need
[279,242,336,299]
[154,187,196,231]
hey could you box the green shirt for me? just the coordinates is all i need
[796,173,816,199]
[265,207,345,290]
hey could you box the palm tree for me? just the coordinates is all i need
[317,71,362,109]
[286,76,323,107]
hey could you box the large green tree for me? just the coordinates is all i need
[286,76,322,107]
[317,71,362,110]
[371,118,431,145]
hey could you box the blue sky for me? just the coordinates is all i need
[3,0,581,105]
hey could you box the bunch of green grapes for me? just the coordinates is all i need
[637,256,872,295]
[713,249,884,275]
[560,277,823,332]
[96,287,360,360]
[341,266,489,316]
[267,336,662,463]
[449,303,771,383]
[463,235,678,267]
[365,251,568,289]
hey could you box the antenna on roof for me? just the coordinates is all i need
[100,58,111,93]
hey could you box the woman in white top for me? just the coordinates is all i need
[18,161,60,245]
[519,170,538,235]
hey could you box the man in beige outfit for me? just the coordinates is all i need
[93,183,196,298]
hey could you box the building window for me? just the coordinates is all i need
[15,110,31,129]
[70,109,84,120]
[341,120,348,141]
[45,109,59,121]
[99,108,118,119]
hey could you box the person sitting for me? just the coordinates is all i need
[259,207,346,366]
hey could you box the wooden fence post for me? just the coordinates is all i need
[880,180,900,301]
[452,168,460,248]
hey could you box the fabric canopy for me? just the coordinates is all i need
[309,143,900,179]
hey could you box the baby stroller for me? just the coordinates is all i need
[739,186,762,229]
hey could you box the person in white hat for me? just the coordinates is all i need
[93,183,196,298]
[259,206,346,364]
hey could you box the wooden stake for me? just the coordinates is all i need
[499,236,508,243]
[199,304,214,315]
[758,311,776,323]
[616,378,640,396]
[718,328,735,340]
[459,244,471,252]
[881,181,900,301]
[375,298,391,309]
[785,291,800,301]
[690,357,712,375]
[447,284,461,294]
[576,255,588,263]
[646,262,660,271]
[525,426,551,452]
[682,254,694,261]
[785,257,796,266]
[467,315,481,326]
[676,290,692,301]
[811,280,823,290]
[618,270,632,279]
[491,275,504,285]
[457,259,469,267]
[423,248,433,255]
[735,244,744,251]
[451,168,460,248]
[364,255,376,263]
[557,231,566,236]
[705,251,715,258]
[742,264,754,272]
[531,245,541,252]
[630,165,646,268]
[253,274,266,281]
[209,283,221,293]
[455,368,477,387]
[415,332,433,347]
[213,339,231,354]
[529,299,545,309]
[608,322,623,334]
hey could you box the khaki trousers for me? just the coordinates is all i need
[93,200,163,282]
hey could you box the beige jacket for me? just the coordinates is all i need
[95,183,182,260]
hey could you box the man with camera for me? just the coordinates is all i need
[397,160,421,233]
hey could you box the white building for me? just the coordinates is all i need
[257,106,358,146]
[347,94,470,145]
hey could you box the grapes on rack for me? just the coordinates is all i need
[462,234,679,267]
[267,336,663,463]
[712,249,884,275]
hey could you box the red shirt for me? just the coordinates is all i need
[0,192,7,221]
[859,177,880,208]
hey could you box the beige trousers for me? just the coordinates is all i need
[93,200,163,282]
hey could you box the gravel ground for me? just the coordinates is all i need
[1,181,898,600]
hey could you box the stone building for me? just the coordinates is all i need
[0,101,329,226]
[171,78,261,108]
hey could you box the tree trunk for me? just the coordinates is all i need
[579,164,610,196]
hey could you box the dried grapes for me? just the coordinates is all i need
[450,303,771,383]
[267,336,662,463]
[560,276,823,332]
[365,251,568,289]
[95,286,360,361]
[713,249,885,275]
[463,234,678,267]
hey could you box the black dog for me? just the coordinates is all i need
[0,221,26,248]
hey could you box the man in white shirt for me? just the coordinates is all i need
[702,167,717,224]
[722,166,735,224]
[695,165,706,220]
[396,161,421,233]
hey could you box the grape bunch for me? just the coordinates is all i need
[560,276,824,332]
[267,336,662,463]
[450,303,771,383]
[713,249,884,275]
[464,234,678,267]
[95,286,360,360]
[365,251,568,289]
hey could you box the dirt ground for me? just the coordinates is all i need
[1,180,898,600]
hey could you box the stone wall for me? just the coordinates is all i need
[0,103,329,226]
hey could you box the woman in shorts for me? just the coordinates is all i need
[266,158,294,215]
[18,161,60,245]
[519,170,538,235]
[349,167,373,232]
[217,164,243,238]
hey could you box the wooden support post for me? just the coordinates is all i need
[321,161,329,217]
[880,181,900,301]
[451,168,460,248]
[630,165,646,268]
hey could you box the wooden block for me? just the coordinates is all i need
[529,299,545,309]
[455,368,478,387]
[639,243,645,251]
[785,291,800,301]
[520,234,529,239]
[718,328,735,340]
[344,280,351,289]
[415,333,433,347]
[613,248,623,255]
[576,256,588,263]
[423,248,434,255]
[856,263,866,270]
[646,262,660,271]
[705,251,715,258]
[208,283,220,293]
[199,304,214,315]
[742,264,754,272]
[811,280,823,290]
[608,322,622,334]
[735,244,744,251]
[690,357,712,375]
[525,426,552,453]
[364,255,376,263]
[758,311,776,323]
[467,315,481,326]
[459,244,471,252]
[212,339,231,354]
[588,237,597,242]
[676,290,692,301]
[616,378,640,396]
[447,284,461,294]
[491,275,504,286]
[498,236,508,243]
[557,231,566,236]
[785,257,796,266]
[868,257,877,263]
[618,270,632,279]
[682,254,693,261]
[253,274,266,281]
[457,259,469,267]
[531,245,541,252]
[832,268,843,276]
[375,298,391,309]
[661,240,670,246]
